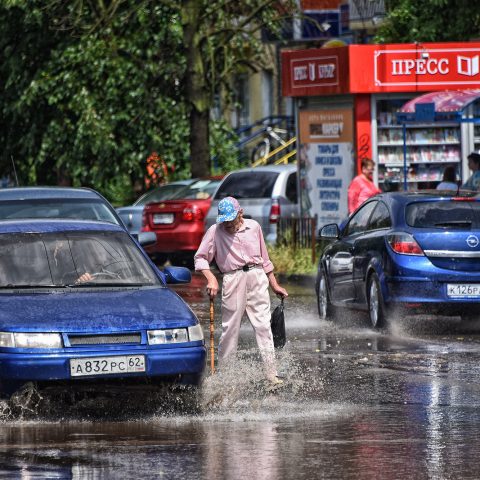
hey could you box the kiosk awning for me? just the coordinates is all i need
[397,89,480,122]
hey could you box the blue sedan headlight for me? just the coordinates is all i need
[147,325,204,344]
[0,332,62,348]
[148,328,189,344]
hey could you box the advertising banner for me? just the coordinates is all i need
[282,42,480,96]
[282,47,349,96]
[349,43,480,92]
[299,109,353,227]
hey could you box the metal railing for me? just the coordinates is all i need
[235,116,296,166]
[251,137,297,167]
[277,216,317,264]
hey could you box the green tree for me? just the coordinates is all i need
[376,0,480,43]
[35,0,295,178]
[1,2,193,203]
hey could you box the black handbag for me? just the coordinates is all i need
[270,298,286,349]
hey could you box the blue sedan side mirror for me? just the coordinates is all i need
[163,266,192,284]
[320,223,340,239]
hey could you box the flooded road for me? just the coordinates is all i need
[2,273,480,479]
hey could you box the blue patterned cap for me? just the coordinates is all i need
[216,196,241,223]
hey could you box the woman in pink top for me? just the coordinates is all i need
[194,196,288,387]
[347,158,382,214]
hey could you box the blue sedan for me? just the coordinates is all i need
[0,220,205,399]
[316,191,480,328]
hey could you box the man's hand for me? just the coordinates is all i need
[267,271,288,299]
[272,284,288,299]
[201,269,219,298]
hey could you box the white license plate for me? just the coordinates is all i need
[447,284,480,298]
[70,355,145,377]
[153,213,174,224]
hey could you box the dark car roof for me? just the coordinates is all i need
[0,186,107,200]
[358,190,480,228]
[0,186,125,227]
[0,218,125,234]
[369,190,479,210]
[376,190,478,202]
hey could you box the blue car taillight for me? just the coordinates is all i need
[387,232,424,256]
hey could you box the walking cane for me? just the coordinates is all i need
[209,297,215,374]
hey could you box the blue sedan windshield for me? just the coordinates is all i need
[0,231,161,287]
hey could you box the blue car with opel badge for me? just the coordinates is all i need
[316,190,480,329]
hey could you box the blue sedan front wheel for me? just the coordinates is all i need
[367,273,387,329]
[317,272,337,321]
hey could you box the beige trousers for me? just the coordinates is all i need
[219,267,277,381]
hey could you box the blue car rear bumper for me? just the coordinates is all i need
[386,276,480,309]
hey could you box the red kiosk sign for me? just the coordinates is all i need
[282,42,480,95]
[373,47,480,88]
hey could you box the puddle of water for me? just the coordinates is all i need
[4,282,480,479]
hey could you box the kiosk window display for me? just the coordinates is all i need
[375,98,461,190]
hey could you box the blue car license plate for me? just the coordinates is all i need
[447,284,480,298]
[70,355,145,377]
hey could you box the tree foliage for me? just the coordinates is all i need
[1,1,194,203]
[376,0,480,43]
[0,0,294,202]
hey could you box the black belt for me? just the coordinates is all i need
[223,264,260,274]
[241,264,260,271]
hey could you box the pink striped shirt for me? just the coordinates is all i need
[194,219,274,274]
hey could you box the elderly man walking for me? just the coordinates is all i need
[194,196,288,387]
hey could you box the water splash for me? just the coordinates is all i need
[199,348,324,416]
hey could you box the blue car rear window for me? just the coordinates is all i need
[406,201,480,228]
[215,172,279,199]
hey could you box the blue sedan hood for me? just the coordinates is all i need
[0,287,198,332]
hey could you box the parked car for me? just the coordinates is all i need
[0,186,159,247]
[204,164,299,244]
[316,190,480,329]
[0,186,123,225]
[117,180,195,236]
[0,219,206,401]
[142,177,223,267]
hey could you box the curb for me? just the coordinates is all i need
[278,273,316,286]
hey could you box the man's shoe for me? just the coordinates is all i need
[271,377,284,385]
[265,376,284,392]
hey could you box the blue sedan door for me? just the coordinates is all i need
[351,201,391,306]
[329,202,378,305]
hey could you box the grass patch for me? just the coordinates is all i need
[267,244,317,276]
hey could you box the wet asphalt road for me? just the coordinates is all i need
[2,273,480,479]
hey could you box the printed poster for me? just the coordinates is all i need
[298,108,354,227]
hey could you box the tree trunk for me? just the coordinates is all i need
[189,107,210,177]
[182,0,211,178]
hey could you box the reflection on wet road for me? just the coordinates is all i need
[2,273,480,479]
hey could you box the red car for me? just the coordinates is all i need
[141,178,222,267]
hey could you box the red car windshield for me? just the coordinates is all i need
[171,180,220,200]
